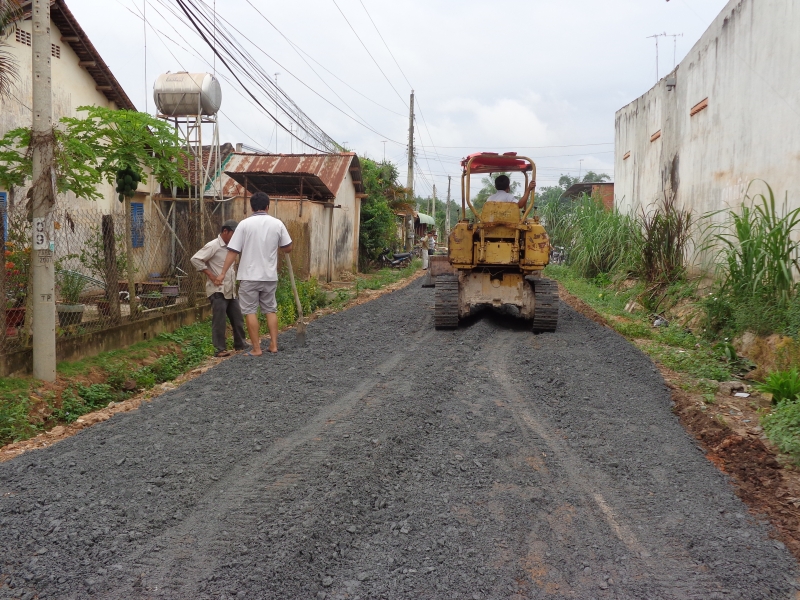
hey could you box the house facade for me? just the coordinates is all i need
[614,0,800,221]
[219,152,365,281]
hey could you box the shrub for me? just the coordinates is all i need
[762,400,800,463]
[636,193,693,285]
[757,369,800,405]
[702,181,800,335]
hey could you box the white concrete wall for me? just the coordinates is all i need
[615,0,800,222]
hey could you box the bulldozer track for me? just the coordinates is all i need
[529,276,559,332]
[434,274,459,329]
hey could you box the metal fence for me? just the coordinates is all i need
[2,201,214,354]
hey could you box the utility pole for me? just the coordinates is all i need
[381,140,387,162]
[445,175,451,238]
[578,159,584,181]
[432,184,436,226]
[31,0,56,382]
[405,90,414,250]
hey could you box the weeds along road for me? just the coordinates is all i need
[1,279,799,600]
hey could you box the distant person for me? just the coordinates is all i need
[215,192,292,355]
[190,220,247,358]
[420,233,429,269]
[428,232,436,255]
[486,174,536,209]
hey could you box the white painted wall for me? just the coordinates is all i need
[0,16,140,214]
[615,0,800,223]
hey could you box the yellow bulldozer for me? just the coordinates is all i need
[435,152,558,332]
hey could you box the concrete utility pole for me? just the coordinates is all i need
[445,175,451,238]
[31,0,56,381]
[405,90,414,250]
[431,184,436,227]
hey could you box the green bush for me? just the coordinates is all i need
[636,193,693,285]
[757,369,800,405]
[762,400,800,463]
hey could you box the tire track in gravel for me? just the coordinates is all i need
[487,329,725,597]
[116,322,439,597]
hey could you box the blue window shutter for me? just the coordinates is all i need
[0,192,7,243]
[131,202,144,248]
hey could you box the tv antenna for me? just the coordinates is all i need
[646,33,667,83]
[667,33,683,68]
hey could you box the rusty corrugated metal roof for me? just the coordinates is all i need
[221,152,363,199]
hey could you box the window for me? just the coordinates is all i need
[15,29,31,46]
[51,44,60,59]
[131,202,144,248]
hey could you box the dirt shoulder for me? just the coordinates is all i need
[557,281,800,561]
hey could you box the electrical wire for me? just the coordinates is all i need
[330,0,408,109]
[243,0,406,119]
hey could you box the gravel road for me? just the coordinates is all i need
[2,279,799,599]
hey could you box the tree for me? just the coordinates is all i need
[359,158,410,263]
[0,0,21,101]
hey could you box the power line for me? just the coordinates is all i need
[243,0,406,119]
[330,0,407,109]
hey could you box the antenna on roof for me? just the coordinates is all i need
[646,32,667,83]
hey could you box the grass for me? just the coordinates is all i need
[762,400,800,464]
[1,262,420,447]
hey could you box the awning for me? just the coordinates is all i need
[417,213,436,225]
[224,170,335,200]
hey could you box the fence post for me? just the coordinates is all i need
[0,202,6,349]
[102,215,121,325]
[123,198,140,318]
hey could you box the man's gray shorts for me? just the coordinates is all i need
[238,280,278,315]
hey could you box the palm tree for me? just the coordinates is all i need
[0,0,22,100]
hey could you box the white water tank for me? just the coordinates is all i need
[153,72,222,116]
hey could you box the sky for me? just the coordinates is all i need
[66,0,731,198]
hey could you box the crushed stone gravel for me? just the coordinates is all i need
[1,279,798,599]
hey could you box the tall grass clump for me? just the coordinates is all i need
[539,196,575,249]
[702,181,800,335]
[569,193,641,279]
[636,193,693,285]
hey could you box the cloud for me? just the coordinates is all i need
[426,97,549,149]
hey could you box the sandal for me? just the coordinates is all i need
[214,350,233,358]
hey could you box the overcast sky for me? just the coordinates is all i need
[66,0,730,196]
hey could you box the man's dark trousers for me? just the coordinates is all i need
[209,292,247,353]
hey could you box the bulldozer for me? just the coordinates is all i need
[434,152,558,332]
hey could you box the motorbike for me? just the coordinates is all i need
[379,248,413,268]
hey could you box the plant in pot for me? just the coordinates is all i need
[56,268,88,327]
[139,291,164,310]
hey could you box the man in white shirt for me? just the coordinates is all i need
[485,174,536,209]
[190,220,247,357]
[216,192,293,355]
